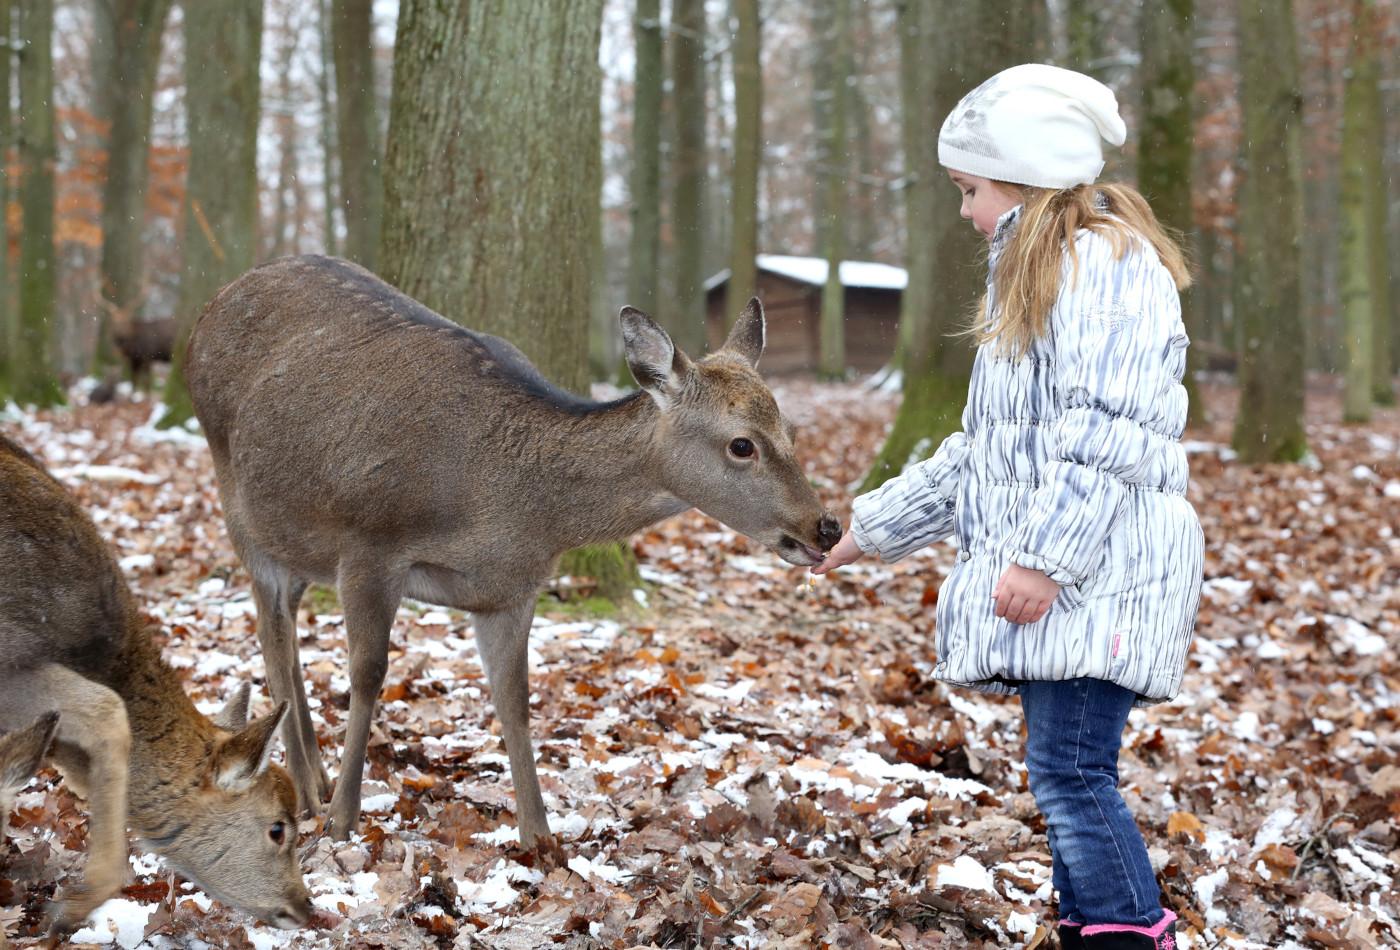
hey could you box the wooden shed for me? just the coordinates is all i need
[704,255,905,376]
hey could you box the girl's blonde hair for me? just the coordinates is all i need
[975,182,1192,358]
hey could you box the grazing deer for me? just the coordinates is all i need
[185,255,841,847]
[0,435,313,936]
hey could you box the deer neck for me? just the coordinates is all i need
[530,391,690,552]
[111,625,217,840]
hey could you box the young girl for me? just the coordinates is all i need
[814,63,1202,950]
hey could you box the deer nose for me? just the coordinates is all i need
[817,513,842,552]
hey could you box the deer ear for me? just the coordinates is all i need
[0,711,59,791]
[212,702,287,792]
[211,682,251,732]
[721,297,765,367]
[620,306,692,408]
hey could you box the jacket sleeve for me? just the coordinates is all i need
[849,429,969,562]
[1007,240,1188,586]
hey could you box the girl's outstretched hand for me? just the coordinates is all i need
[993,564,1060,624]
[811,528,864,575]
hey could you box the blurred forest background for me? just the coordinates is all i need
[0,0,1397,473]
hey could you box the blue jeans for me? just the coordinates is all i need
[1019,677,1164,927]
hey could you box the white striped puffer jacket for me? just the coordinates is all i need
[852,205,1204,705]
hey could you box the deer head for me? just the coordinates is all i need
[621,299,841,565]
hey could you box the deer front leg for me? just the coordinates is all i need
[474,599,553,851]
[251,569,330,815]
[0,666,131,938]
[324,562,401,840]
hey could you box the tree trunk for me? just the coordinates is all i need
[1059,0,1102,74]
[725,0,760,328]
[92,0,173,381]
[159,0,263,427]
[863,0,1037,492]
[380,1,625,598]
[1356,2,1392,407]
[0,0,12,397]
[667,0,706,355]
[317,0,338,257]
[626,0,661,318]
[331,0,380,270]
[1138,0,1203,425]
[380,1,602,396]
[816,0,848,378]
[14,0,62,407]
[1230,0,1307,462]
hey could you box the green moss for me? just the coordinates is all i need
[535,591,620,620]
[557,541,640,602]
[305,584,341,615]
[859,371,969,494]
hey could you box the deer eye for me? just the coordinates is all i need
[728,438,755,459]
[269,821,286,846]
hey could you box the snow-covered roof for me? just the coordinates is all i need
[703,255,908,293]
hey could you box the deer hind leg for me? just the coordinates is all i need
[474,598,553,850]
[324,560,402,840]
[282,577,330,802]
[0,665,131,937]
[251,565,329,816]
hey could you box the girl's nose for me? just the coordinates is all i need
[960,201,972,220]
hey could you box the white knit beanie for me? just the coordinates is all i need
[938,63,1127,189]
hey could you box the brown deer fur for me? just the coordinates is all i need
[0,435,312,935]
[185,255,841,847]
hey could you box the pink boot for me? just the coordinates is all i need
[1080,910,1178,949]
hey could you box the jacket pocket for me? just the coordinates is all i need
[1056,580,1087,612]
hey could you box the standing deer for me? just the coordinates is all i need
[185,255,841,847]
[0,435,313,936]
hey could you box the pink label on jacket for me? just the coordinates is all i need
[1112,633,1122,658]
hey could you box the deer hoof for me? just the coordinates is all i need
[45,881,118,940]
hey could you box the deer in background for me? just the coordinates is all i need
[0,435,313,937]
[186,255,841,849]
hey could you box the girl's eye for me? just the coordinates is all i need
[269,821,286,846]
[729,438,755,459]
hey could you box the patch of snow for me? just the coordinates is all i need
[694,680,754,704]
[417,610,452,625]
[727,555,776,576]
[1255,638,1285,660]
[1193,867,1230,924]
[69,898,155,948]
[934,855,994,893]
[119,553,156,572]
[883,796,927,824]
[1006,911,1038,936]
[1203,577,1252,599]
[567,853,625,883]
[1350,464,1378,481]
[54,464,162,485]
[458,860,531,910]
[1384,481,1400,499]
[360,793,399,813]
[1231,711,1261,742]
[1251,808,1298,851]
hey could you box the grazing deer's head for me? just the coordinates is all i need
[146,700,312,930]
[622,299,842,565]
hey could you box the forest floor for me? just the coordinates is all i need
[0,376,1397,950]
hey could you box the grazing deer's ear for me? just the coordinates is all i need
[720,297,765,367]
[211,682,252,732]
[213,702,287,792]
[620,306,692,408]
[0,711,59,791]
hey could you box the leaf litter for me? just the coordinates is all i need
[0,378,1396,948]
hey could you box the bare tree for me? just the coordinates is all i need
[160,0,264,427]
[1231,0,1307,461]
[13,0,62,406]
[331,0,380,269]
[726,0,761,328]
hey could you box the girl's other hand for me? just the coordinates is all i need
[810,528,864,575]
[993,564,1060,624]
